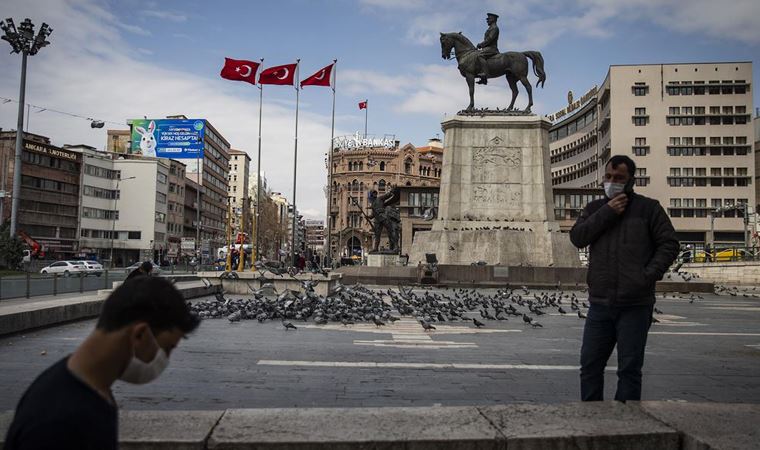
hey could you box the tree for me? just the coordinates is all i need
[0,221,24,270]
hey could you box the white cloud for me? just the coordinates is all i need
[341,70,414,96]
[406,12,461,46]
[359,0,429,10]
[141,10,188,22]
[0,0,344,221]
[116,22,151,36]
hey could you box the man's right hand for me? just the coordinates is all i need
[607,193,628,215]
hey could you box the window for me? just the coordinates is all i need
[83,185,119,199]
[156,192,166,204]
[635,168,649,186]
[379,161,385,171]
[82,207,118,220]
[378,179,386,192]
[157,172,167,184]
[635,107,646,115]
[404,158,413,174]
[633,84,648,96]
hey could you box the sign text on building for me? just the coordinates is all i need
[23,141,79,162]
[128,118,206,159]
[546,85,598,123]
[333,132,395,150]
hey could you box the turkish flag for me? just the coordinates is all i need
[300,63,333,88]
[220,58,259,85]
[358,101,367,110]
[259,63,297,86]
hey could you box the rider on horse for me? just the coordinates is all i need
[476,13,499,85]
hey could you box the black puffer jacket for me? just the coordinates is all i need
[570,193,679,306]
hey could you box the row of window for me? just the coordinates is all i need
[82,207,118,220]
[23,151,80,173]
[668,105,747,115]
[21,175,79,195]
[669,167,749,176]
[664,80,749,96]
[20,200,78,217]
[550,135,596,163]
[549,108,597,142]
[419,166,440,177]
[83,185,119,200]
[668,198,749,218]
[80,229,141,240]
[666,115,749,126]
[84,164,120,180]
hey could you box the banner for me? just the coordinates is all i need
[129,119,205,159]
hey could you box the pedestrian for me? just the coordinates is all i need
[125,260,153,281]
[570,155,679,402]
[4,276,200,450]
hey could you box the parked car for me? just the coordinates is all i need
[39,261,86,277]
[124,261,162,275]
[78,260,104,277]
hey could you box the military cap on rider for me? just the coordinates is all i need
[486,13,499,20]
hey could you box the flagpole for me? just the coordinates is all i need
[325,59,337,267]
[364,99,368,138]
[254,58,264,270]
[290,59,301,267]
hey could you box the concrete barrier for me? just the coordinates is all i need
[0,282,220,337]
[336,265,714,293]
[1,402,758,449]
[682,261,760,285]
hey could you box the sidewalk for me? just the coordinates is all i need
[0,279,216,336]
[1,401,757,449]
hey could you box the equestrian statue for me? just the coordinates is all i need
[440,12,546,113]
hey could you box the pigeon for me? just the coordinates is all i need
[654,307,663,314]
[530,322,543,328]
[201,278,212,289]
[420,320,436,331]
[373,316,386,327]
[522,314,533,324]
[472,318,486,328]
[283,321,297,330]
[558,306,567,315]
[652,316,660,324]
[577,310,587,319]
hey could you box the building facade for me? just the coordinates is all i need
[304,219,325,254]
[228,149,250,239]
[328,137,444,259]
[166,159,187,261]
[0,131,82,259]
[549,62,755,247]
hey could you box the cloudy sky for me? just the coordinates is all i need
[1,0,758,219]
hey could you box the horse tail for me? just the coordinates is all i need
[523,51,546,88]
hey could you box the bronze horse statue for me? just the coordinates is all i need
[440,32,546,112]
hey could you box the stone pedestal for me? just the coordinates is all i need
[410,114,579,267]
[366,253,402,267]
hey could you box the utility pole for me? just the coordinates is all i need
[0,18,52,237]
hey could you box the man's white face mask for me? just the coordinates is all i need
[119,328,169,385]
[603,182,626,199]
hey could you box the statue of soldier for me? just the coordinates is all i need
[368,188,401,253]
[476,12,500,85]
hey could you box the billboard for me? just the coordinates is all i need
[129,118,205,159]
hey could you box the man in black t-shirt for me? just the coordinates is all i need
[4,276,200,450]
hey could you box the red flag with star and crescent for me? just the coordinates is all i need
[259,63,298,86]
[220,58,260,85]
[300,63,334,88]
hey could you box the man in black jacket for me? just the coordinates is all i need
[570,155,678,402]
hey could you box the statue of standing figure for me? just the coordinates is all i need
[368,187,401,253]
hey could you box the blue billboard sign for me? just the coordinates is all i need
[129,118,205,159]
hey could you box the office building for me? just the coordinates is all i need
[549,62,754,246]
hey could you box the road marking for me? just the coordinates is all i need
[703,307,760,312]
[257,360,616,371]
[746,344,760,350]
[650,332,760,336]
[301,318,521,349]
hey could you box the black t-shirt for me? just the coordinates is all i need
[4,357,118,450]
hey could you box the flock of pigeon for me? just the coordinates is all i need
[190,281,602,331]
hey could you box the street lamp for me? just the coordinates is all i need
[109,176,135,268]
[1,18,53,238]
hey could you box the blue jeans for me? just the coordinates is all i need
[580,303,654,401]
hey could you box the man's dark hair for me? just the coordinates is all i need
[96,276,200,333]
[606,155,636,178]
[140,261,153,273]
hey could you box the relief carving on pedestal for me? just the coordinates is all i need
[471,136,521,183]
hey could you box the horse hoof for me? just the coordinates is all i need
[525,108,532,113]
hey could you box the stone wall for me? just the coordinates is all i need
[682,261,760,285]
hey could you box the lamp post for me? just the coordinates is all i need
[0,18,52,237]
[109,176,135,268]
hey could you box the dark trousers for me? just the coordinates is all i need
[580,303,653,402]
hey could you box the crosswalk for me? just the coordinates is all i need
[300,318,521,349]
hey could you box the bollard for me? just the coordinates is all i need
[104,269,109,290]
[79,272,84,293]
[53,273,57,296]
[26,271,31,299]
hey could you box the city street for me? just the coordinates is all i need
[0,287,758,410]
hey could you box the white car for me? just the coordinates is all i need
[40,261,86,277]
[78,260,104,277]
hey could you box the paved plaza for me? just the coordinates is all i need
[1,287,759,410]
